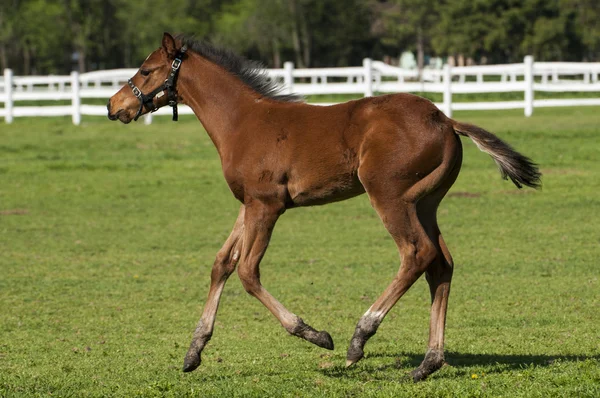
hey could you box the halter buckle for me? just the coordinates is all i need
[172,58,182,70]
[132,86,142,98]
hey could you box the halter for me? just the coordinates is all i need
[127,45,188,122]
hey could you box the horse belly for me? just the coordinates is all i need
[288,171,365,207]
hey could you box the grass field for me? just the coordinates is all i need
[1,106,599,397]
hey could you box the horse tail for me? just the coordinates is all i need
[451,120,541,189]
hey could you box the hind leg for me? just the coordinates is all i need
[410,148,461,381]
[346,189,438,367]
[346,132,460,374]
[411,222,454,381]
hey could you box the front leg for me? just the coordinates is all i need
[182,206,245,372]
[237,199,334,350]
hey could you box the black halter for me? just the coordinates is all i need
[127,45,188,122]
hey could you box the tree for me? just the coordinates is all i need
[0,1,17,71]
[113,0,221,66]
[213,0,294,67]
[214,0,375,68]
[380,0,439,71]
[16,0,68,74]
[561,0,600,60]
[2,0,598,75]
[63,0,107,72]
[432,0,509,64]
[432,0,585,63]
[303,0,375,67]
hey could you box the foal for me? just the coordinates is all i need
[108,33,541,381]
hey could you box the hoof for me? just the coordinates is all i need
[410,349,445,382]
[290,319,334,350]
[345,347,364,367]
[314,331,334,350]
[345,312,380,369]
[410,367,428,382]
[182,351,201,373]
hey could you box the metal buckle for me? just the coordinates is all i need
[172,58,182,70]
[131,86,142,98]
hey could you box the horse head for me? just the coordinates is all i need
[108,32,185,123]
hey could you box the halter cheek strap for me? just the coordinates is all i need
[127,45,187,122]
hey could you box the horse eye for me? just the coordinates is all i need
[140,69,150,76]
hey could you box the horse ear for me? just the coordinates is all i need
[162,32,177,58]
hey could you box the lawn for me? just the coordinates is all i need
[1,106,599,397]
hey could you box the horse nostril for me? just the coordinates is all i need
[106,101,111,113]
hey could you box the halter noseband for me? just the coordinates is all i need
[127,45,188,122]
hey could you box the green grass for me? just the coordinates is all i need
[1,107,599,397]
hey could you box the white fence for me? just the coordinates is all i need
[1,56,599,125]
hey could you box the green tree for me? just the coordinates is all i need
[304,0,374,67]
[432,0,511,64]
[214,0,374,68]
[16,0,68,74]
[214,0,294,67]
[380,0,438,71]
[561,0,600,60]
[113,0,226,66]
[63,0,108,72]
[0,1,17,70]
[2,0,598,75]
[433,0,586,63]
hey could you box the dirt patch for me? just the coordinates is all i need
[498,189,534,195]
[0,209,29,216]
[447,192,481,198]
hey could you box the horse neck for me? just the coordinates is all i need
[177,52,256,155]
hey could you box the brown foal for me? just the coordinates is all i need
[108,33,541,381]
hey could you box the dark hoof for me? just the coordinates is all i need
[315,331,334,350]
[410,367,428,382]
[290,319,334,350]
[182,351,201,372]
[410,349,445,382]
[345,348,364,367]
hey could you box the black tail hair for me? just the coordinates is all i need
[452,121,542,189]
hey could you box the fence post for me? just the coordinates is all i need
[283,61,294,95]
[524,55,534,117]
[443,64,452,117]
[4,69,13,124]
[363,58,372,97]
[71,71,81,125]
[144,112,153,125]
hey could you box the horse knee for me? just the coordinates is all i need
[238,268,261,296]
[403,238,437,274]
[212,246,241,281]
[420,242,438,269]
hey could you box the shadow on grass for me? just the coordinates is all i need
[320,351,600,381]
[183,351,599,383]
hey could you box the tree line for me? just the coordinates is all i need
[1,0,598,75]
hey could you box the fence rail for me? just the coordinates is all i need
[1,56,599,124]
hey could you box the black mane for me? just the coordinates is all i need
[177,35,303,103]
